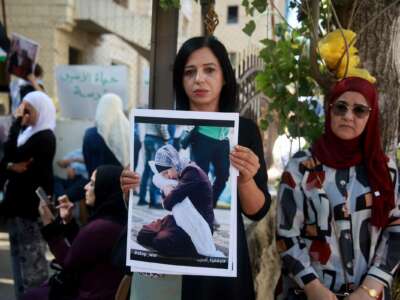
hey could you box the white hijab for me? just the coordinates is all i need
[95,93,130,167]
[17,91,56,147]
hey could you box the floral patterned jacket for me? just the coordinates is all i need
[276,150,400,299]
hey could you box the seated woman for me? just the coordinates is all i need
[22,165,130,300]
[276,77,400,300]
[137,144,218,258]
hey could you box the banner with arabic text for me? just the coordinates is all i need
[56,65,129,120]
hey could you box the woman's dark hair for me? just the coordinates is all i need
[173,36,237,112]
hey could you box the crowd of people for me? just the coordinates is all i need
[0,33,398,300]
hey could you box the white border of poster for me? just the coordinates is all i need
[126,109,238,277]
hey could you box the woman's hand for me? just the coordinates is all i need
[229,145,260,185]
[14,102,26,119]
[344,277,384,300]
[7,158,33,173]
[344,289,371,300]
[120,167,141,200]
[15,102,30,126]
[304,279,338,300]
[57,195,74,224]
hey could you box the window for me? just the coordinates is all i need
[68,47,83,65]
[227,6,239,24]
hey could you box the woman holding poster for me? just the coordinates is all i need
[121,36,271,300]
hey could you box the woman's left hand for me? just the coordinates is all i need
[229,145,260,185]
[344,288,376,300]
[120,167,141,201]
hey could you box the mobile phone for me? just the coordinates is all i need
[35,186,49,204]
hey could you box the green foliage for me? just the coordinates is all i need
[242,0,268,16]
[241,1,325,144]
[256,20,324,143]
[159,0,181,9]
[243,20,256,36]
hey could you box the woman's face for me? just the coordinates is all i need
[22,101,39,126]
[330,91,371,140]
[160,167,178,180]
[182,47,224,112]
[84,171,97,206]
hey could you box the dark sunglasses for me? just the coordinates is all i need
[330,101,371,119]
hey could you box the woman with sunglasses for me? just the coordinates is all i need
[276,77,400,300]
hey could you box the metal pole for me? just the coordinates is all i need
[149,0,179,109]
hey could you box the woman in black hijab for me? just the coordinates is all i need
[23,165,130,300]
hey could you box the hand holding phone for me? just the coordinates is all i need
[36,186,55,225]
[36,186,49,203]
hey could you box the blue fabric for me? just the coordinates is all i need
[82,127,121,176]
[138,135,164,205]
[63,149,87,179]
[134,124,141,171]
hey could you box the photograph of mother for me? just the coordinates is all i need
[127,111,238,276]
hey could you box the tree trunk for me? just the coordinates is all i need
[351,1,400,156]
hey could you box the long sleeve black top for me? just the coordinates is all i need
[0,117,56,219]
[181,117,271,300]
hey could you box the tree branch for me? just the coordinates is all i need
[308,0,332,92]
[346,0,359,29]
[329,0,350,78]
[333,0,400,77]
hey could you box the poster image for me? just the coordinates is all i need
[127,109,239,277]
[7,33,39,79]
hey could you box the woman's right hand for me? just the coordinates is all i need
[304,279,338,300]
[120,167,140,199]
[14,102,25,119]
[8,158,33,173]
[57,195,74,224]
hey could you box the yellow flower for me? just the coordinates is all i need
[345,68,376,83]
[318,29,375,83]
[319,29,357,69]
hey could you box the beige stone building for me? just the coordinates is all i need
[3,0,152,111]
[1,0,287,112]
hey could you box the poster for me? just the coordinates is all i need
[55,65,129,120]
[127,109,239,277]
[7,33,39,79]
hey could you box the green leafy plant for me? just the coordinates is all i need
[256,21,324,143]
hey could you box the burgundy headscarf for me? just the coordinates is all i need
[312,77,394,228]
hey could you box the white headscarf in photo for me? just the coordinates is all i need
[152,144,189,174]
[95,93,130,167]
[17,91,56,147]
